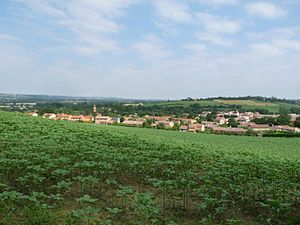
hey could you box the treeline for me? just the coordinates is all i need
[3,95,300,117]
[263,132,300,138]
[253,114,291,126]
[6,101,299,118]
[254,115,300,128]
[33,102,275,118]
[182,96,300,105]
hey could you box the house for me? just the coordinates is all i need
[179,125,188,132]
[239,121,251,127]
[224,111,240,117]
[135,118,145,122]
[290,114,299,123]
[172,118,182,123]
[144,115,156,120]
[216,116,227,125]
[202,121,218,129]
[248,123,270,132]
[125,115,138,120]
[161,121,174,128]
[188,124,205,133]
[180,118,197,125]
[259,114,279,119]
[237,115,251,123]
[111,117,121,123]
[200,111,211,117]
[271,125,300,133]
[253,112,260,119]
[122,120,144,127]
[212,127,247,134]
[156,116,172,122]
[43,113,56,119]
[69,115,84,122]
[188,125,197,133]
[95,116,113,125]
[28,112,38,117]
[55,114,70,121]
[83,115,93,123]
[151,121,174,128]
[151,122,159,128]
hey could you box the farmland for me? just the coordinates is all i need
[0,111,299,224]
[147,99,300,114]
[213,100,277,107]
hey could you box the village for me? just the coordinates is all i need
[27,104,300,136]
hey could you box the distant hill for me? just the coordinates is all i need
[0,93,156,103]
[148,97,300,114]
[1,93,299,114]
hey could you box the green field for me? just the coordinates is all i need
[148,99,300,113]
[149,100,217,107]
[0,111,299,224]
[214,99,277,106]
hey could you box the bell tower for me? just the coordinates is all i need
[92,104,97,123]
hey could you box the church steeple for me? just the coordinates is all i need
[93,104,97,113]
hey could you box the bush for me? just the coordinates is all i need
[263,132,300,138]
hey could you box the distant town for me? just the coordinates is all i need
[27,104,300,136]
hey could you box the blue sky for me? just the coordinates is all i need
[0,0,299,99]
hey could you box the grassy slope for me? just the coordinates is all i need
[0,111,299,224]
[148,100,217,107]
[148,99,300,113]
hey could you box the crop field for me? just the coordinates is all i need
[0,111,299,224]
[213,100,277,107]
[148,100,217,107]
[147,99,300,113]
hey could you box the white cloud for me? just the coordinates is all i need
[246,27,300,54]
[246,2,287,19]
[246,27,300,40]
[16,0,136,55]
[0,33,22,42]
[250,43,283,58]
[196,32,234,46]
[184,43,207,52]
[197,0,239,5]
[153,0,192,23]
[197,12,241,34]
[133,41,172,60]
[273,39,300,51]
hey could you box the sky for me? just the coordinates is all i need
[0,0,299,99]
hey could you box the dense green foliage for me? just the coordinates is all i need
[0,111,299,224]
[228,118,240,128]
[253,114,292,126]
[3,96,300,117]
[295,117,300,128]
[262,132,300,138]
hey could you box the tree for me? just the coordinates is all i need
[276,114,291,125]
[294,117,300,128]
[253,117,276,125]
[206,113,216,122]
[157,123,165,129]
[143,119,154,128]
[196,116,205,124]
[279,107,289,114]
[171,123,180,131]
[228,118,239,128]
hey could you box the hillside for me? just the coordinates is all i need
[148,98,300,114]
[0,111,299,224]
